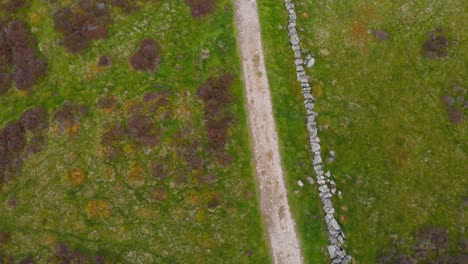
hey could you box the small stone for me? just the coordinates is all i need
[319,185,329,193]
[291,35,299,45]
[306,177,314,184]
[325,171,331,178]
[311,142,320,152]
[330,218,341,231]
[306,57,315,68]
[298,180,304,187]
[327,245,337,259]
[295,58,303,65]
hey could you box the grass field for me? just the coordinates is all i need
[260,0,467,263]
[0,1,270,263]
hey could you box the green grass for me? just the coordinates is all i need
[261,0,467,263]
[0,1,270,263]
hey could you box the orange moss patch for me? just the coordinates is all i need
[67,169,86,186]
[150,187,167,202]
[127,166,145,187]
[87,200,111,218]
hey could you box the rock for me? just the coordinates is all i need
[372,29,389,41]
[311,142,320,152]
[306,57,315,68]
[336,249,346,258]
[317,180,326,185]
[306,177,314,184]
[330,218,341,231]
[294,58,303,65]
[298,180,304,187]
[319,185,329,193]
[313,155,322,165]
[328,245,337,259]
[325,171,331,178]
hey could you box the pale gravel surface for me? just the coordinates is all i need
[233,0,304,263]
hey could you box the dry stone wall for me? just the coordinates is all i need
[283,1,352,263]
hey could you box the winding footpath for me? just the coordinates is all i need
[233,0,303,263]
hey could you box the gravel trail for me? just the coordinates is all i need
[233,1,304,263]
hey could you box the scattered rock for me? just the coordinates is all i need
[306,57,315,68]
[297,180,304,187]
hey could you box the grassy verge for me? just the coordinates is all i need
[0,1,270,262]
[263,0,466,263]
[258,0,329,263]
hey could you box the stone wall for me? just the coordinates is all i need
[283,1,352,263]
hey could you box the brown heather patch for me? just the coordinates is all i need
[184,0,217,18]
[196,74,235,164]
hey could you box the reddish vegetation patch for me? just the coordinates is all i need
[130,39,161,72]
[54,0,111,53]
[185,0,217,18]
[53,242,107,263]
[0,0,27,13]
[54,101,87,134]
[112,0,138,13]
[423,28,448,59]
[0,20,47,92]
[196,74,234,163]
[143,90,170,113]
[127,114,159,147]
[379,227,467,263]
[97,95,117,110]
[20,107,48,132]
[97,55,112,67]
[0,231,10,246]
[0,108,49,186]
[150,159,169,179]
[101,122,126,146]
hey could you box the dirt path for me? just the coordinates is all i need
[233,1,303,263]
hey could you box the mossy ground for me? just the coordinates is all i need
[260,0,466,263]
[0,1,270,263]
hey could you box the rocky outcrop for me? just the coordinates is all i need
[283,1,352,263]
